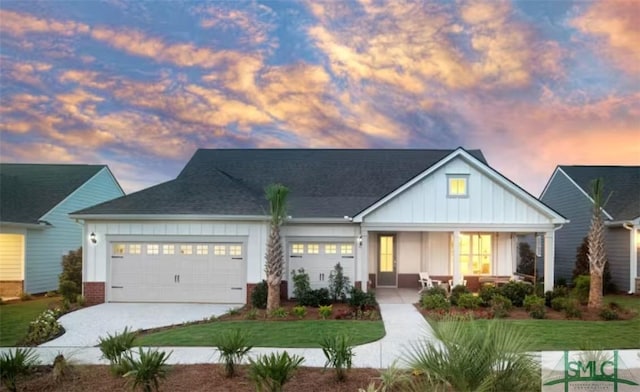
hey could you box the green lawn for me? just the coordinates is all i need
[0,297,59,346]
[136,320,385,348]
[468,296,640,351]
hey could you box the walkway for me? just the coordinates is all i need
[2,289,435,369]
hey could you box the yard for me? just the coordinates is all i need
[0,296,59,346]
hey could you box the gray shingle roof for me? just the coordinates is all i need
[75,149,486,218]
[0,164,106,224]
[560,165,640,220]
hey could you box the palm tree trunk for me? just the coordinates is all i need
[266,222,283,312]
[588,270,603,309]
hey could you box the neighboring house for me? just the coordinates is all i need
[0,164,124,296]
[71,148,566,305]
[540,165,640,293]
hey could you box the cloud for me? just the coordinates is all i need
[571,0,640,76]
[0,9,89,36]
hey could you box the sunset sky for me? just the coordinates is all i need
[1,0,638,196]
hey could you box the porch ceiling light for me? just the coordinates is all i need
[90,232,97,244]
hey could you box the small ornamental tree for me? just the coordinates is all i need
[59,248,82,303]
[572,236,616,294]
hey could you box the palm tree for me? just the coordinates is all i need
[404,316,539,391]
[587,178,608,309]
[265,184,289,312]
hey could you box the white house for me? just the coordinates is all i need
[70,148,567,305]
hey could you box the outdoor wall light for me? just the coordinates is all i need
[90,232,97,244]
[358,235,363,247]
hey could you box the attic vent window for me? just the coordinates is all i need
[447,174,469,197]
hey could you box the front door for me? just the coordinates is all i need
[377,234,396,286]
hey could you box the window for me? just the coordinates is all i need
[448,175,469,197]
[162,244,175,255]
[229,245,242,256]
[379,236,394,272]
[459,233,492,275]
[129,244,141,254]
[340,244,353,255]
[307,244,319,254]
[214,245,226,255]
[325,244,337,254]
[180,245,192,255]
[196,244,208,255]
[113,244,126,255]
[292,244,304,254]
[147,244,159,255]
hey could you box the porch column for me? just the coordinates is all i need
[543,230,555,292]
[629,227,638,294]
[452,230,461,287]
[359,232,369,292]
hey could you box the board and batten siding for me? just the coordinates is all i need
[84,220,268,284]
[540,170,593,284]
[24,168,123,293]
[0,233,25,280]
[364,158,552,225]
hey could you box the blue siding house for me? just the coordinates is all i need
[540,166,640,293]
[0,164,124,296]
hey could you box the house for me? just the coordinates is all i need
[0,164,124,297]
[540,166,640,293]
[70,148,567,305]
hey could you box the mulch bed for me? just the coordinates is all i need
[18,364,382,391]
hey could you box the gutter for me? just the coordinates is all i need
[0,221,51,230]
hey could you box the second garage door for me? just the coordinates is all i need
[110,242,245,303]
[288,241,355,298]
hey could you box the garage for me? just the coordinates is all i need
[287,241,355,298]
[109,241,245,303]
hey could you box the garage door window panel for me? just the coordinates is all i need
[325,244,337,254]
[229,245,242,257]
[162,245,175,255]
[214,245,226,255]
[196,245,208,255]
[341,244,353,255]
[113,244,126,255]
[147,244,159,255]
[180,245,192,255]
[129,244,141,254]
[307,244,319,254]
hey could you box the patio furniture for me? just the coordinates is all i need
[418,272,441,293]
[448,278,468,288]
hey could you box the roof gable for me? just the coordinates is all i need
[0,163,106,224]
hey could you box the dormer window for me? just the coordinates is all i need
[448,174,469,197]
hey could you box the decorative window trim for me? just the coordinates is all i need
[447,174,469,198]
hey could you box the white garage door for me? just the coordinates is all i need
[110,242,245,303]
[288,241,355,298]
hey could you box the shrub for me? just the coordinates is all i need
[319,305,333,319]
[292,306,307,319]
[422,285,448,297]
[269,307,288,319]
[20,292,32,301]
[122,348,171,392]
[517,242,536,276]
[52,353,72,384]
[599,307,619,321]
[499,281,534,307]
[251,280,268,309]
[321,334,354,381]
[523,295,546,319]
[98,327,137,375]
[449,284,470,306]
[573,236,617,294]
[478,284,499,306]
[300,288,332,307]
[457,293,482,310]
[550,297,567,312]
[225,307,241,316]
[0,348,40,392]
[563,298,582,319]
[545,286,570,307]
[291,268,311,304]
[213,329,253,378]
[244,308,259,320]
[24,309,63,345]
[328,263,351,302]
[248,351,304,392]
[347,287,377,311]
[76,294,86,307]
[572,275,590,305]
[375,360,411,391]
[420,293,450,311]
[490,294,512,318]
[59,248,82,303]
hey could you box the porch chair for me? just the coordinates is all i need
[418,272,441,293]
[448,278,468,288]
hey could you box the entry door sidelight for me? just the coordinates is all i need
[377,234,396,286]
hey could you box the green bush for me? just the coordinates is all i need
[422,285,448,297]
[550,297,567,312]
[24,309,63,345]
[98,327,137,375]
[490,294,512,318]
[213,329,253,378]
[499,281,534,307]
[291,268,311,304]
[545,286,570,307]
[321,334,354,382]
[319,305,333,319]
[523,295,546,319]
[347,287,377,311]
[248,351,304,392]
[449,285,470,306]
[421,293,450,311]
[122,348,171,392]
[269,307,288,319]
[563,298,582,319]
[599,307,619,321]
[244,308,259,320]
[292,306,307,319]
[300,288,332,307]
[328,263,351,302]
[59,248,82,303]
[478,284,499,306]
[251,280,268,309]
[0,348,40,392]
[457,293,482,310]
[20,292,32,301]
[572,275,590,305]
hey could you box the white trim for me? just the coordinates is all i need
[71,214,270,221]
[0,222,50,230]
[361,223,559,232]
[550,168,614,220]
[353,148,567,224]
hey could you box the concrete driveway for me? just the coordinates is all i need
[40,303,240,347]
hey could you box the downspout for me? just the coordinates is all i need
[622,222,637,294]
[543,224,564,292]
